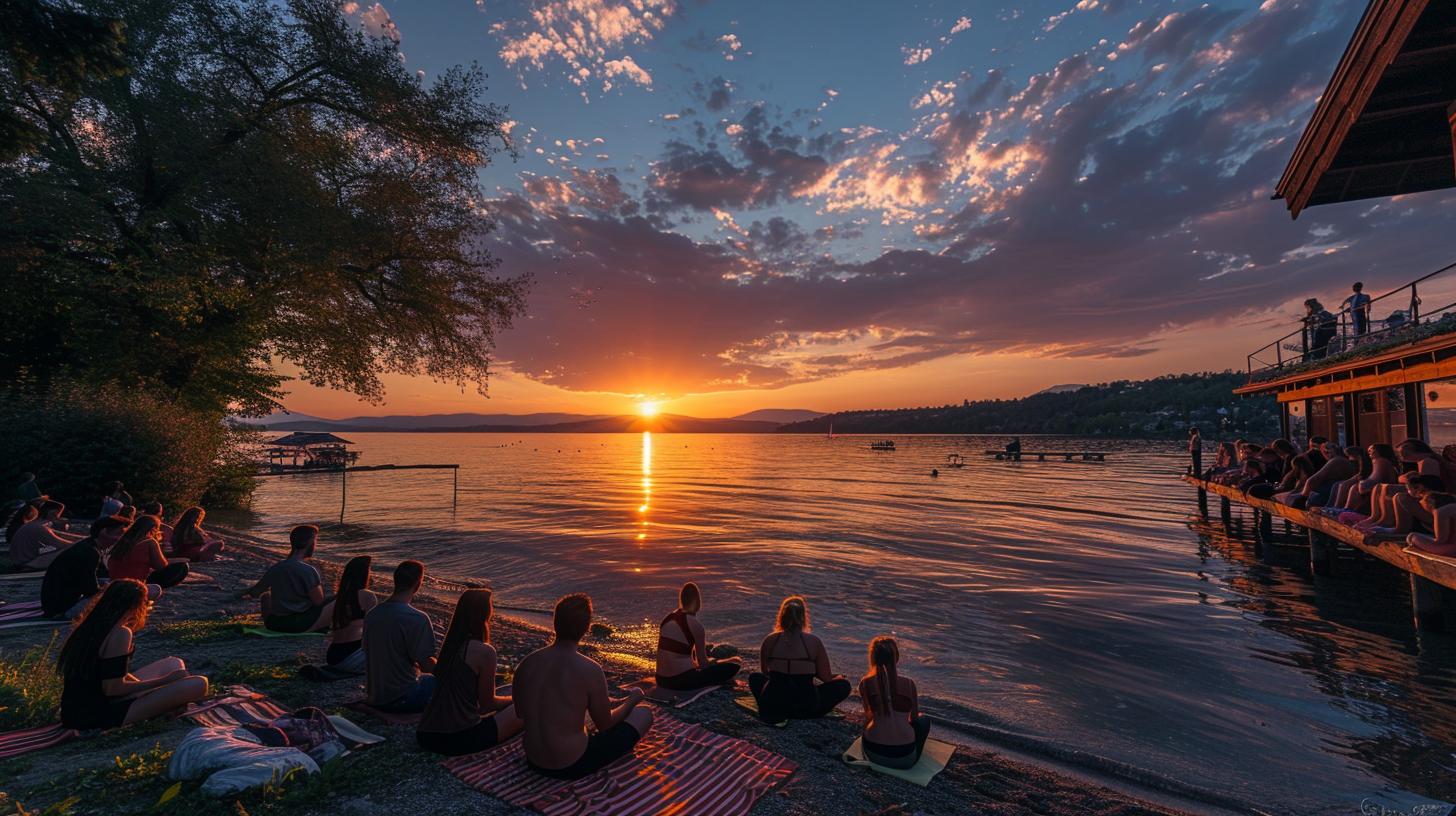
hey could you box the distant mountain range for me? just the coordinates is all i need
[241,408,825,433]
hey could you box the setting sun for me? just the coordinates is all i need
[638,401,660,417]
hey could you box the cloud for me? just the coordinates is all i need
[646,106,833,210]
[950,16,972,35]
[902,45,934,66]
[493,0,675,91]
[344,2,400,44]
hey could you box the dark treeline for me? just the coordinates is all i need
[778,372,1280,438]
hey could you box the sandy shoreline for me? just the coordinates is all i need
[0,525,1225,816]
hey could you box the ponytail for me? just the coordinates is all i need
[867,636,899,715]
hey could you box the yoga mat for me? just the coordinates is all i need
[0,722,78,760]
[241,625,324,638]
[0,571,43,582]
[842,736,957,787]
[627,678,725,708]
[0,601,52,629]
[299,663,362,682]
[345,700,422,726]
[182,686,382,749]
[732,696,786,727]
[442,711,796,816]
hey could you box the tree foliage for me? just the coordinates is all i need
[1,0,526,416]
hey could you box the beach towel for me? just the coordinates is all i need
[0,722,78,760]
[182,686,382,750]
[442,711,796,816]
[627,678,726,708]
[344,700,422,726]
[240,625,324,638]
[0,600,56,630]
[0,570,44,582]
[842,736,956,787]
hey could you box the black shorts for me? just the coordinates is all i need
[529,719,644,780]
[417,716,500,757]
[265,605,325,633]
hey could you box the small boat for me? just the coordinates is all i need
[869,440,896,451]
[826,422,835,439]
[945,454,966,468]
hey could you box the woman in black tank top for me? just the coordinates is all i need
[747,596,851,723]
[58,579,209,730]
[417,589,523,755]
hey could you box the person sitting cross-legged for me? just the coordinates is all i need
[42,515,161,619]
[363,560,438,712]
[654,581,741,691]
[416,589,523,755]
[241,524,334,633]
[515,593,653,779]
[748,596,852,723]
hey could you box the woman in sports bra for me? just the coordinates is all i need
[747,596,851,723]
[57,579,209,731]
[858,636,931,769]
[325,556,378,674]
[654,582,741,690]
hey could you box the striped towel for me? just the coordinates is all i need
[0,600,43,623]
[0,722,78,760]
[180,686,289,728]
[443,712,796,816]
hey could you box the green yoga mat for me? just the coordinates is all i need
[241,625,324,638]
[842,737,956,787]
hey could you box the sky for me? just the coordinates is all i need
[281,0,1456,419]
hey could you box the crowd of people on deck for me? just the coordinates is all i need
[4,473,932,778]
[1297,280,1404,361]
[1191,432,1456,556]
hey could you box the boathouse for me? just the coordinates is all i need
[1188,0,1456,631]
[261,432,361,471]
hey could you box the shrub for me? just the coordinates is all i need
[0,383,257,511]
[0,635,62,730]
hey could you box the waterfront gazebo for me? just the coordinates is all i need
[1274,0,1456,218]
[262,432,360,471]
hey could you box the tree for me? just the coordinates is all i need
[0,0,526,416]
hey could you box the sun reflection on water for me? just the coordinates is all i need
[638,432,652,546]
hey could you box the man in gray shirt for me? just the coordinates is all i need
[241,525,334,633]
[364,560,438,711]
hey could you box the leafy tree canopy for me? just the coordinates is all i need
[1,0,526,416]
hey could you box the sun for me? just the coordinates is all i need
[638,401,661,418]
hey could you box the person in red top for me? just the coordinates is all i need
[106,516,188,589]
[653,582,741,691]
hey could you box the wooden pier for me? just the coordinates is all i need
[984,451,1106,461]
[1184,475,1456,630]
[255,463,460,523]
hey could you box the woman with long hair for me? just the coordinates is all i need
[654,582,741,690]
[57,579,208,729]
[324,556,378,673]
[417,589,523,755]
[859,637,931,770]
[747,596,851,723]
[107,516,188,589]
[169,506,225,562]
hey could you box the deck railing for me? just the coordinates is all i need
[1246,260,1456,377]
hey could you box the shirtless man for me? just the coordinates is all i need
[1407,493,1456,556]
[514,593,653,779]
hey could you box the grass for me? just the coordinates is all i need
[0,634,62,730]
[154,616,256,645]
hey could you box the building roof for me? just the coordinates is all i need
[1274,0,1456,218]
[269,432,354,447]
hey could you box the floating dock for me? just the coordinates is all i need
[984,451,1106,461]
[1184,475,1456,630]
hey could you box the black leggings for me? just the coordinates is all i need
[863,715,932,770]
[417,716,500,757]
[747,672,851,722]
[149,561,189,589]
[656,659,741,690]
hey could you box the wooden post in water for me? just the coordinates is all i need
[339,467,347,524]
[1411,575,1446,631]
[453,466,458,512]
[1219,496,1231,527]
[1197,484,1208,518]
[1258,509,1273,541]
[1309,529,1334,575]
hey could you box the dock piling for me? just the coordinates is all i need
[1219,496,1231,527]
[1197,485,1208,518]
[1411,575,1447,631]
[339,467,347,524]
[1309,529,1335,575]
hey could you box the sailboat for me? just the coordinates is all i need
[826,422,835,439]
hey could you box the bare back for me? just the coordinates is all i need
[514,644,607,770]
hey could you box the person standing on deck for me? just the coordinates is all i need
[1303,299,1338,359]
[1343,282,1372,337]
[1188,428,1202,476]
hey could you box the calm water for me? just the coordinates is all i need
[222,433,1456,814]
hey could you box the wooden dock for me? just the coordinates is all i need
[255,463,460,522]
[985,451,1107,461]
[1184,475,1456,630]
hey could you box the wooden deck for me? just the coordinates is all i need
[1184,474,1456,628]
[984,451,1107,461]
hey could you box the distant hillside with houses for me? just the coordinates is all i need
[777,372,1278,439]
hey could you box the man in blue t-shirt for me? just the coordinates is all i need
[1343,281,1372,336]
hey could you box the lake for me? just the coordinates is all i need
[219,432,1456,815]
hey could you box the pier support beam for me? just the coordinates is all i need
[1219,496,1231,528]
[1411,575,1449,632]
[1309,529,1336,575]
